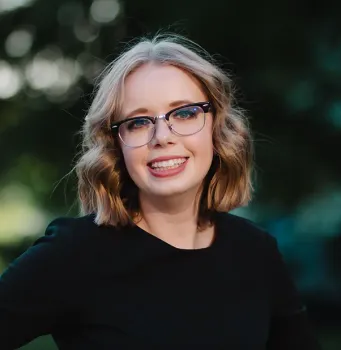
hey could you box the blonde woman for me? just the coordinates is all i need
[0,34,321,349]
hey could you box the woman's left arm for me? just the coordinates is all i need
[265,234,322,350]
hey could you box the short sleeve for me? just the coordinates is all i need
[265,234,322,350]
[0,218,80,349]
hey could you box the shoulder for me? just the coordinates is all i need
[218,211,272,242]
[42,214,129,261]
[0,215,101,285]
[43,213,112,243]
[45,214,97,233]
[27,214,99,256]
[216,211,279,258]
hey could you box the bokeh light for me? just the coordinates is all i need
[90,0,120,24]
[73,20,99,43]
[0,184,47,244]
[0,61,23,99]
[25,50,82,96]
[5,29,34,57]
[0,0,35,13]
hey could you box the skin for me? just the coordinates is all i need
[120,63,215,249]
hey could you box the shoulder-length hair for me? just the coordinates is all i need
[75,33,254,230]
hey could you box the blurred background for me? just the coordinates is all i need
[0,0,340,348]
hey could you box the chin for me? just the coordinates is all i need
[149,180,201,198]
[149,187,188,197]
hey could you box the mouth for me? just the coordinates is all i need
[147,157,189,171]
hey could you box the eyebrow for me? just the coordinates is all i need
[124,99,195,118]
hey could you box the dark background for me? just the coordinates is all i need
[0,0,340,348]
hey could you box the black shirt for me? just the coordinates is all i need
[0,212,321,349]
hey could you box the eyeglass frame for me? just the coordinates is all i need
[111,101,212,147]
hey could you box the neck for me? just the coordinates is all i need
[136,189,213,249]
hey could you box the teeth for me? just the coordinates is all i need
[150,158,187,169]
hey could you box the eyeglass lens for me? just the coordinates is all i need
[119,105,205,147]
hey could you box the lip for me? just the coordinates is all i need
[147,155,189,165]
[147,158,189,178]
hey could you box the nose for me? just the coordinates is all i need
[150,116,174,147]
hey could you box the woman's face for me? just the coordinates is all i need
[119,63,214,199]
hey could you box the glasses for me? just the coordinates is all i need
[111,102,211,148]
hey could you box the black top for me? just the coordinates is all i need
[0,212,321,350]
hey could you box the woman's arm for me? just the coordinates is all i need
[0,219,79,349]
[265,234,322,350]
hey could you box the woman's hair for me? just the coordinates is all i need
[75,33,254,230]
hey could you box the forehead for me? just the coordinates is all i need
[121,63,207,114]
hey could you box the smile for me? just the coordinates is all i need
[149,158,188,170]
[147,157,189,178]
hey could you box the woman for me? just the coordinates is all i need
[0,34,321,349]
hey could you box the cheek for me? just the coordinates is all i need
[191,127,214,159]
[198,139,214,163]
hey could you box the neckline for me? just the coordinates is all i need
[131,212,223,252]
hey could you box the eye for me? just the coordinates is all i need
[125,118,151,131]
[172,107,200,120]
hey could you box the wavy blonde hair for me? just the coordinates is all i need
[75,33,254,229]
